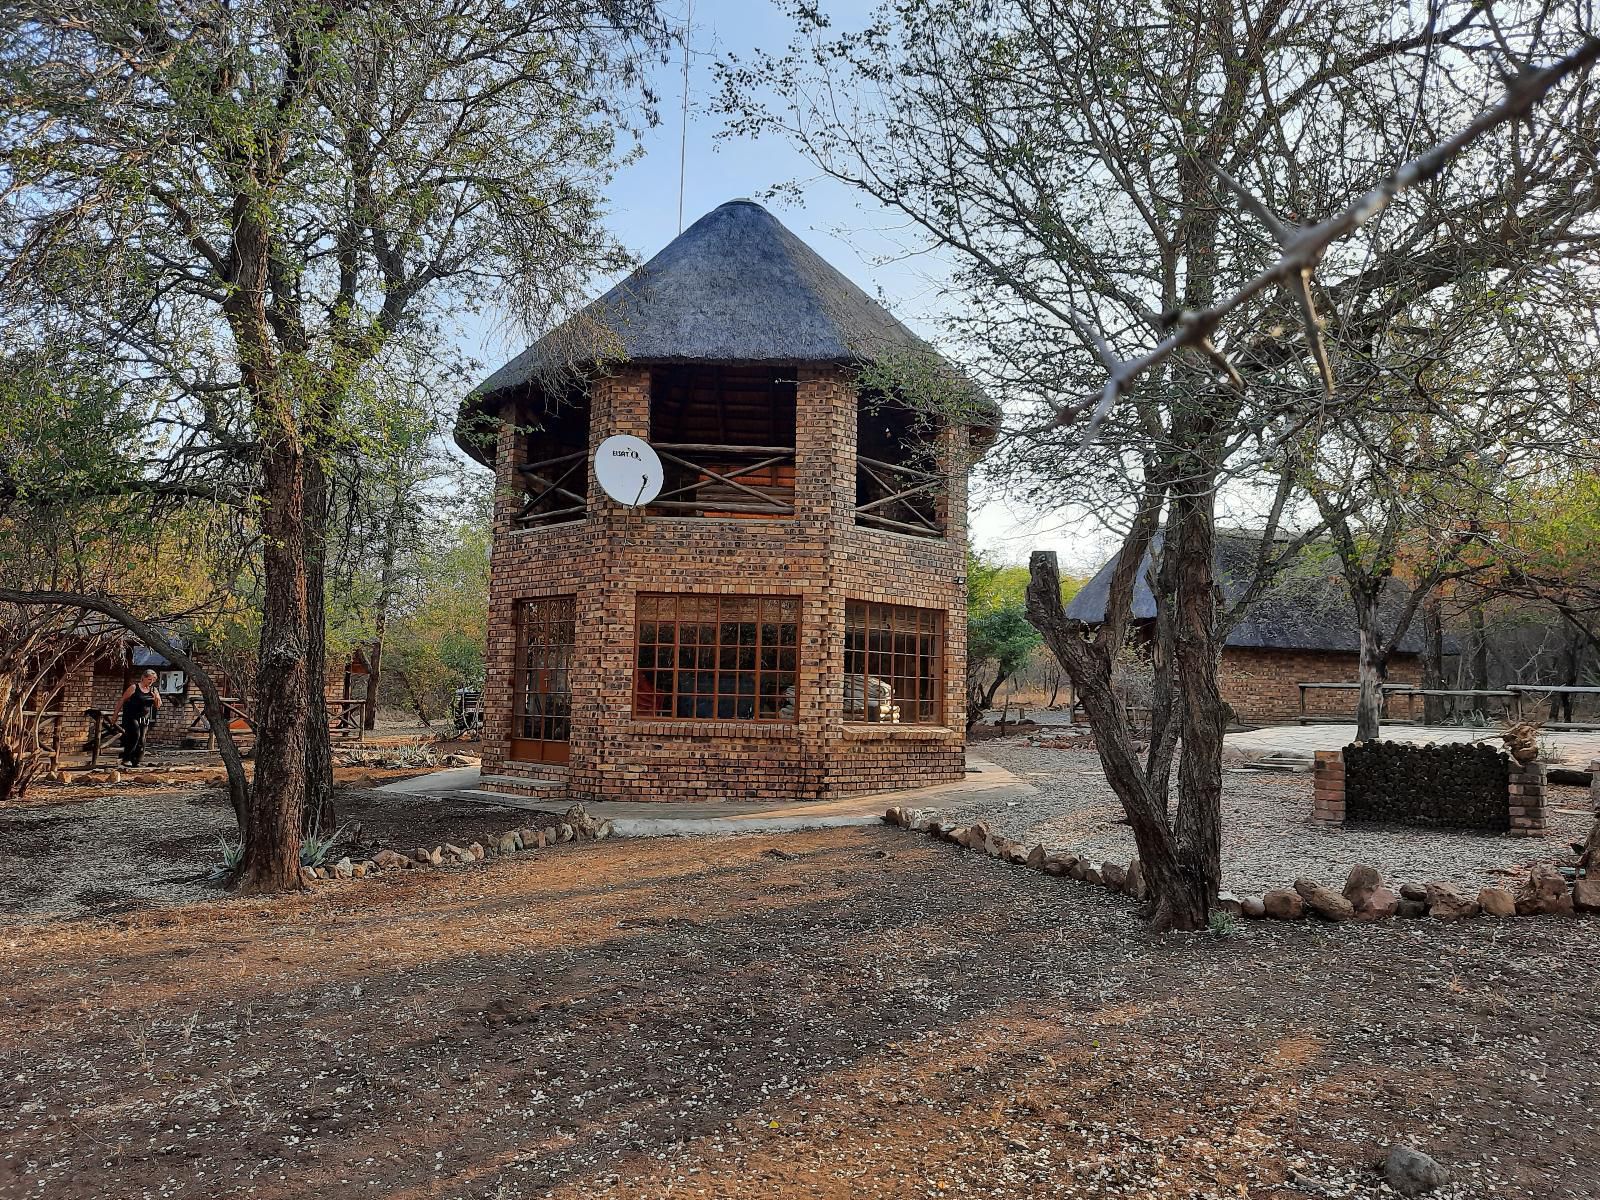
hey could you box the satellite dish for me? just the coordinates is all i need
[594,435,664,507]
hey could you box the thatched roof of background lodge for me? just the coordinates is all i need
[1065,530,1448,656]
[456,199,996,462]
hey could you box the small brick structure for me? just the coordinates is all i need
[1064,532,1434,727]
[1507,759,1548,837]
[458,200,996,803]
[1312,744,1546,835]
[1222,648,1423,725]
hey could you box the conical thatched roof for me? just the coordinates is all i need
[457,200,995,460]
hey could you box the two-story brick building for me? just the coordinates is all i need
[456,199,995,802]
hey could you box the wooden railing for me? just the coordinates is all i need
[185,695,257,749]
[326,698,365,742]
[650,443,796,516]
[21,708,65,764]
[514,450,588,526]
[855,454,944,537]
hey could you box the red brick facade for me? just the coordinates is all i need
[1221,646,1424,725]
[480,365,969,803]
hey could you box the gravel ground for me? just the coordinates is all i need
[2,828,1597,1199]
[958,740,1593,895]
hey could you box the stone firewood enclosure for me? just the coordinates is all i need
[1312,742,1546,836]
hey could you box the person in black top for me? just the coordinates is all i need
[114,669,162,768]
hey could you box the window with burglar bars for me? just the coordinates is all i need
[634,594,800,722]
[843,601,944,725]
[511,596,576,762]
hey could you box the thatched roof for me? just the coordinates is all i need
[1065,531,1446,656]
[456,199,996,462]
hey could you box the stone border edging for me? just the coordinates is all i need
[298,805,613,884]
[880,806,1600,923]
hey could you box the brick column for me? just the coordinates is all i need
[1589,758,1600,811]
[1508,759,1547,836]
[1312,749,1345,828]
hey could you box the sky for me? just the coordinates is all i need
[458,0,1113,575]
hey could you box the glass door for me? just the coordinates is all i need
[510,596,575,764]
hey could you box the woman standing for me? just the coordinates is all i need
[113,668,162,768]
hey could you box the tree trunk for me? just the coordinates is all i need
[364,500,405,732]
[1027,536,1215,933]
[1469,603,1490,692]
[364,630,384,732]
[1162,493,1225,931]
[1421,593,1444,725]
[1353,587,1387,742]
[301,454,336,837]
[1553,623,1582,723]
[981,663,1008,711]
[394,669,434,727]
[239,441,309,894]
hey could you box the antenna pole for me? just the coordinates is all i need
[677,0,692,234]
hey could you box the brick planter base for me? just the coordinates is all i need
[1311,746,1545,834]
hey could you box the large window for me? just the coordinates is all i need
[635,594,799,722]
[844,601,945,725]
[511,596,575,762]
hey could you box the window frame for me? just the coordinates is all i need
[843,600,946,726]
[510,595,576,763]
[633,593,801,724]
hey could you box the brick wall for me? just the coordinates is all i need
[1221,646,1424,725]
[480,364,969,803]
[1312,746,1546,835]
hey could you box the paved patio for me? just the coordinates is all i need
[376,756,1033,835]
[1227,723,1600,766]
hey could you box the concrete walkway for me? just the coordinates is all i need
[1228,723,1600,766]
[374,756,1033,837]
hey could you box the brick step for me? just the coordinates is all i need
[1242,751,1316,774]
[476,774,566,798]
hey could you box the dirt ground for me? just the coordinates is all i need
[0,759,506,919]
[1,826,1597,1199]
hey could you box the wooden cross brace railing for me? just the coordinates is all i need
[651,443,797,515]
[515,450,589,524]
[855,454,944,536]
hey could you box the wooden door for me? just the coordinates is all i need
[510,596,575,764]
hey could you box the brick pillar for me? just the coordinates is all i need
[943,425,970,731]
[1508,759,1547,836]
[1589,758,1600,811]
[1312,749,1345,828]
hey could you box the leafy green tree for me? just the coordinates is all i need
[966,551,1084,725]
[0,345,254,812]
[1,1,665,891]
[727,1,1599,928]
[379,521,491,725]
